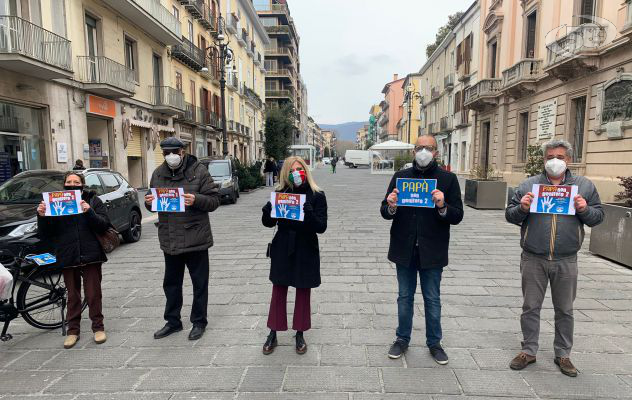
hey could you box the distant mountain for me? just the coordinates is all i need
[319,121,366,142]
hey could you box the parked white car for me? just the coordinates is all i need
[322,157,331,165]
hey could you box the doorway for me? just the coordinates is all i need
[86,116,112,168]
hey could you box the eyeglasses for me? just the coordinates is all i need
[414,146,436,152]
[162,149,180,156]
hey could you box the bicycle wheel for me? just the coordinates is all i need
[16,269,86,330]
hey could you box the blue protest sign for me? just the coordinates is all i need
[530,184,579,215]
[26,253,57,266]
[396,178,437,208]
[43,190,82,216]
[151,188,185,212]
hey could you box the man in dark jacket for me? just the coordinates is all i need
[380,135,463,365]
[145,137,220,341]
[506,139,604,377]
[264,157,276,187]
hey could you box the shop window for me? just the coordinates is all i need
[100,173,120,194]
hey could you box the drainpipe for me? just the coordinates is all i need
[66,89,75,167]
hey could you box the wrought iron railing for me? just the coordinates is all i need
[444,73,455,89]
[454,109,469,127]
[0,16,72,71]
[266,90,292,98]
[77,56,136,93]
[150,86,185,111]
[133,0,181,37]
[171,36,205,70]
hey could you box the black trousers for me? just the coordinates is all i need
[163,249,209,328]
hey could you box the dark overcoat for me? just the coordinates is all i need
[262,184,327,288]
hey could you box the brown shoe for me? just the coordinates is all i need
[555,357,578,377]
[262,332,277,355]
[63,334,79,349]
[509,352,536,370]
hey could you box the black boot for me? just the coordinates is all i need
[263,330,277,355]
[295,331,307,354]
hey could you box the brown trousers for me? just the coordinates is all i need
[63,263,104,335]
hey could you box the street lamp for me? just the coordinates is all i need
[201,14,235,159]
[405,82,421,144]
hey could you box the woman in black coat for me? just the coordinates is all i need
[261,156,327,355]
[37,171,111,349]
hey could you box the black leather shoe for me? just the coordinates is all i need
[295,333,307,354]
[263,332,278,355]
[153,324,183,339]
[188,325,205,341]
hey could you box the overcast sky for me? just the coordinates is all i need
[288,0,474,125]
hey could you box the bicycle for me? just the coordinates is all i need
[0,252,87,342]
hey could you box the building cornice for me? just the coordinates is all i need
[239,0,270,44]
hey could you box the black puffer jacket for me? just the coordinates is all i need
[262,184,327,288]
[146,154,220,255]
[37,191,110,268]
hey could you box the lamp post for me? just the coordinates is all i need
[201,14,234,159]
[405,83,421,144]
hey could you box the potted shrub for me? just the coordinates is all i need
[464,164,508,210]
[508,145,544,205]
[589,176,632,267]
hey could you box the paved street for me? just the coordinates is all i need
[2,165,632,399]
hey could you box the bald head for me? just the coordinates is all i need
[415,135,437,149]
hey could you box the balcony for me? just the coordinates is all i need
[171,36,205,71]
[501,59,543,98]
[267,46,292,58]
[454,109,470,128]
[100,0,180,45]
[249,41,256,57]
[226,13,238,34]
[265,25,290,36]
[457,60,471,82]
[177,102,196,123]
[545,23,607,81]
[0,16,73,79]
[254,52,262,66]
[428,122,439,134]
[199,56,219,82]
[244,87,263,109]
[267,68,292,80]
[76,56,135,98]
[225,74,239,91]
[380,99,389,111]
[196,106,212,125]
[237,29,248,48]
[464,78,502,111]
[150,86,185,114]
[266,90,292,99]
[444,74,455,91]
[430,86,441,101]
[227,120,236,132]
[378,113,389,127]
[209,111,221,129]
[440,116,453,132]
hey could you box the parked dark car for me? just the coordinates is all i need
[199,157,239,204]
[0,169,142,264]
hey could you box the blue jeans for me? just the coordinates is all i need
[396,264,443,347]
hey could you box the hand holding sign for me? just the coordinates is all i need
[80,200,91,212]
[387,189,399,208]
[520,192,535,213]
[183,193,196,206]
[37,201,46,217]
[574,195,587,213]
[431,189,445,208]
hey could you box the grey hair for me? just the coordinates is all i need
[541,139,573,156]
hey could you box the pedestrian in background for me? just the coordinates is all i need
[72,159,86,170]
[37,171,111,349]
[380,135,463,365]
[261,156,328,355]
[506,139,604,377]
[331,156,338,174]
[264,156,277,187]
[145,137,220,341]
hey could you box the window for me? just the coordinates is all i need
[260,17,277,27]
[51,0,66,37]
[489,41,498,78]
[517,112,529,163]
[190,80,196,105]
[175,72,182,92]
[570,96,587,162]
[627,0,632,25]
[124,36,138,80]
[264,59,276,71]
[228,96,234,120]
[578,0,595,25]
[172,5,179,20]
[525,11,537,58]
[84,174,104,196]
[100,173,120,194]
[265,80,277,91]
[85,14,98,57]
[27,0,42,26]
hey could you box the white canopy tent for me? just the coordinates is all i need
[289,145,316,170]
[369,140,414,174]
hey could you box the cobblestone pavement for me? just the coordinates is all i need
[2,166,632,400]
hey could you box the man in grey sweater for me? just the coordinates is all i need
[505,139,604,377]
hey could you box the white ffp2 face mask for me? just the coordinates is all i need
[545,158,567,178]
[415,149,434,167]
[165,153,182,168]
